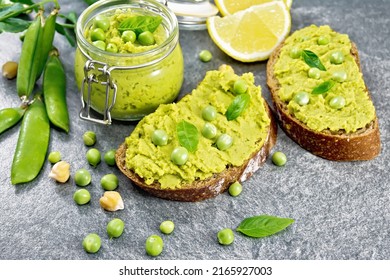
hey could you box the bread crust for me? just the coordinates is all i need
[115,101,277,202]
[267,39,381,161]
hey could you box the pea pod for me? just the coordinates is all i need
[11,95,50,185]
[0,107,25,135]
[16,12,44,98]
[43,49,69,133]
[36,8,59,78]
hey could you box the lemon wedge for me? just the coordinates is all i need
[207,1,291,62]
[215,0,293,16]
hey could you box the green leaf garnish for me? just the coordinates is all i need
[312,80,335,95]
[118,15,162,35]
[226,93,250,121]
[0,17,30,33]
[177,120,199,153]
[236,215,294,238]
[302,50,326,71]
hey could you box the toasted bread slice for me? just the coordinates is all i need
[116,66,277,202]
[267,25,380,161]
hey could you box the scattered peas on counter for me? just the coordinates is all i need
[217,228,234,245]
[104,149,117,166]
[145,235,164,257]
[199,50,212,62]
[83,130,96,146]
[73,189,91,205]
[100,173,119,191]
[86,148,101,167]
[83,233,101,254]
[107,218,125,238]
[228,181,242,197]
[74,168,92,187]
[272,151,287,167]
[160,220,175,235]
[48,151,61,164]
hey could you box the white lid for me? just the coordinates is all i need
[166,1,219,30]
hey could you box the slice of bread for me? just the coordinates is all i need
[115,66,277,202]
[267,25,381,161]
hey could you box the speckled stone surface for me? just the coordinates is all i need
[0,0,389,260]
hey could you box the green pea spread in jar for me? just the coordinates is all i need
[74,8,183,120]
[125,66,271,189]
[274,25,376,133]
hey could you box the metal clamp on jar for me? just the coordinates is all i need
[75,0,184,124]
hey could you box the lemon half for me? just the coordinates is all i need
[207,1,291,62]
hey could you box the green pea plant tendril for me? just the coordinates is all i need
[0,0,76,184]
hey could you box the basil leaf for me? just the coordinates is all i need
[0,17,30,33]
[177,120,199,153]
[312,80,335,95]
[226,93,250,121]
[118,15,162,35]
[302,50,326,71]
[236,215,294,238]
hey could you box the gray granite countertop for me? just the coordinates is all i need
[0,0,389,260]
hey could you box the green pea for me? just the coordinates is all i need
[83,131,96,146]
[308,67,321,79]
[104,149,116,166]
[48,151,61,164]
[101,173,119,191]
[86,148,101,167]
[122,30,136,43]
[202,105,217,121]
[329,96,346,109]
[92,40,106,51]
[290,46,301,58]
[330,51,344,64]
[107,218,125,238]
[317,35,330,45]
[74,168,92,187]
[233,79,248,95]
[82,233,101,254]
[216,134,233,151]
[293,91,310,106]
[160,220,175,235]
[217,228,234,245]
[199,50,212,62]
[332,70,347,82]
[272,151,287,166]
[171,147,189,166]
[228,181,242,197]
[152,129,169,146]
[73,189,91,205]
[202,122,217,139]
[90,28,106,42]
[145,234,164,257]
[106,43,118,53]
[138,31,155,46]
[94,15,110,31]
